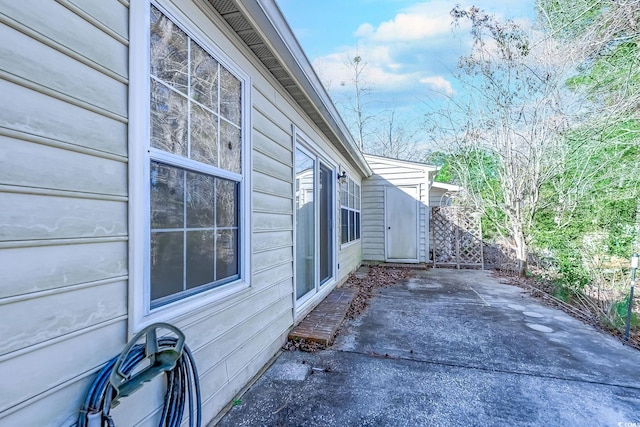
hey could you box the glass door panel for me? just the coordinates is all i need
[295,149,315,300]
[319,163,333,285]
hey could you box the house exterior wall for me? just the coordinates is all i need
[0,0,129,425]
[361,155,433,263]
[0,0,364,425]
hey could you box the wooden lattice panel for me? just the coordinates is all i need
[432,207,483,268]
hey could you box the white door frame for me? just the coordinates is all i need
[293,130,338,317]
[384,185,419,263]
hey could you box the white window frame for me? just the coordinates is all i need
[128,0,252,335]
[340,177,361,248]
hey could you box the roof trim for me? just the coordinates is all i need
[364,154,439,172]
[431,181,462,192]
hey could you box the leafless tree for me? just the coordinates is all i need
[335,52,427,160]
[427,6,583,276]
[339,54,377,151]
[369,107,424,161]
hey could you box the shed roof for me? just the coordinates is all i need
[431,181,462,192]
[364,154,439,173]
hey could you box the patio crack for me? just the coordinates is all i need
[468,285,491,306]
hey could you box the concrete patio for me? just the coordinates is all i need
[215,268,640,426]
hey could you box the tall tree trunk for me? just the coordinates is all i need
[514,229,528,277]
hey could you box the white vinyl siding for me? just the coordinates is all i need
[430,186,456,207]
[0,0,129,425]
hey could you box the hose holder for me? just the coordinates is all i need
[109,323,185,407]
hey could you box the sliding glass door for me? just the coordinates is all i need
[295,147,334,304]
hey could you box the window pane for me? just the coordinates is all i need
[186,170,214,228]
[150,231,184,301]
[341,208,349,244]
[220,67,241,126]
[186,230,214,289]
[355,212,361,240]
[190,103,218,166]
[216,229,238,280]
[341,181,348,207]
[349,179,355,208]
[190,40,218,111]
[216,178,238,227]
[355,184,361,210]
[349,210,355,241]
[150,6,188,94]
[151,162,184,229]
[220,121,241,173]
[148,7,244,306]
[151,79,188,156]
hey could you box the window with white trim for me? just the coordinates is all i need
[147,5,246,308]
[340,178,360,244]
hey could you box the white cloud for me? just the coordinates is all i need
[313,50,415,92]
[420,76,455,95]
[354,23,374,38]
[371,13,451,42]
[364,3,455,42]
[311,0,534,110]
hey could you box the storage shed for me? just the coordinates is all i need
[361,154,439,264]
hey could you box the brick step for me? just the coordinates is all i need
[288,288,357,346]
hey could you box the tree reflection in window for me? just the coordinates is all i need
[148,6,243,307]
[340,178,361,245]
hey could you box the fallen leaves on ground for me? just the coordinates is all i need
[283,265,412,352]
[282,338,326,352]
[344,266,412,319]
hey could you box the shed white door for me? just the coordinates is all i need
[385,185,419,262]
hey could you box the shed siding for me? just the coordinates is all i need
[0,1,364,425]
[362,156,431,263]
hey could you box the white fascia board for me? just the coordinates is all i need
[364,154,439,172]
[431,181,462,192]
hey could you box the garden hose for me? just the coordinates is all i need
[77,324,201,427]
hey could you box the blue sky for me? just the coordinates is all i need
[276,0,537,121]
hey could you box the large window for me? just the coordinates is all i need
[340,178,360,244]
[147,5,245,308]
